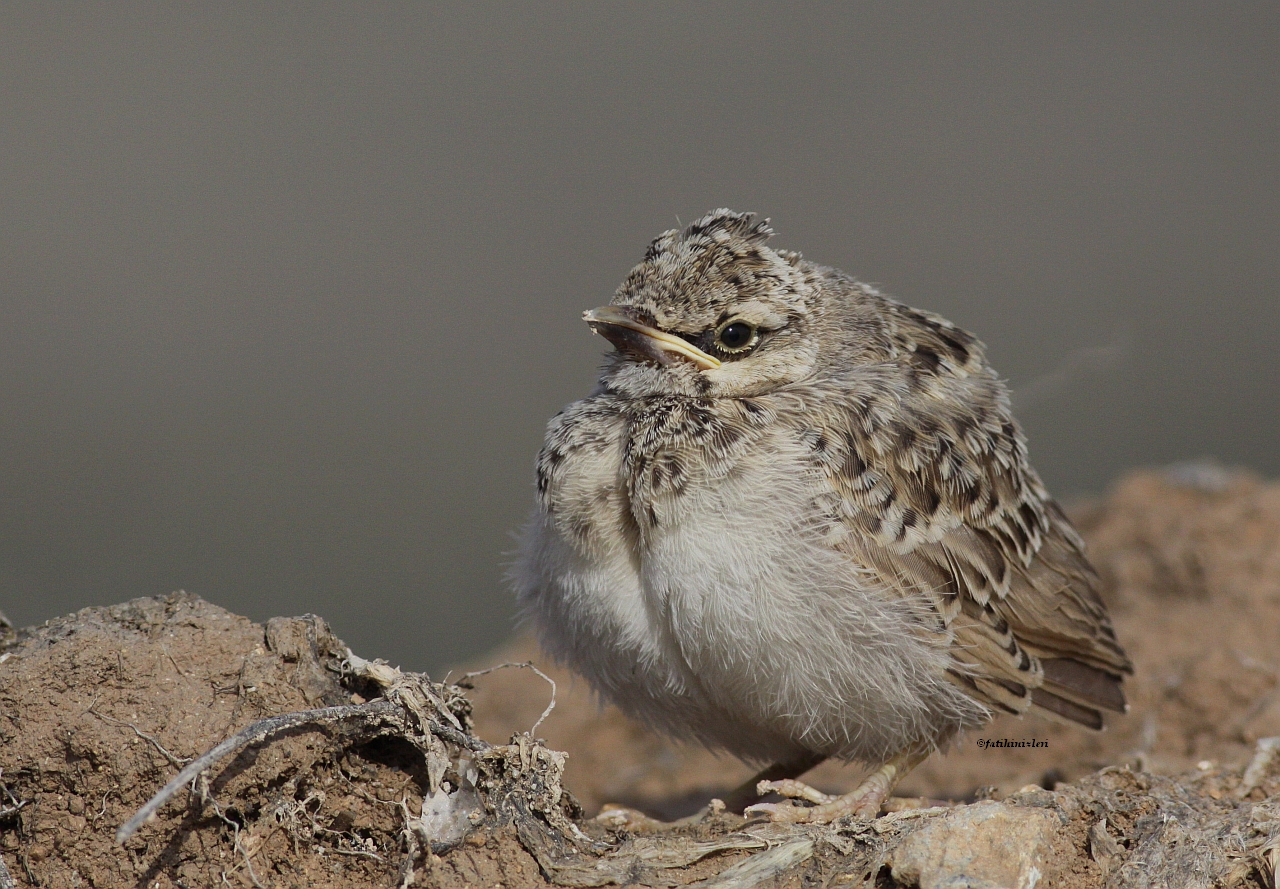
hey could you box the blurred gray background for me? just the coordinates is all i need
[2,5,1277,672]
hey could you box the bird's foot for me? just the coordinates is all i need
[744,777,886,823]
[743,750,927,824]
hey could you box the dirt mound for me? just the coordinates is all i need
[0,463,1278,888]
[0,594,587,888]
[0,596,411,887]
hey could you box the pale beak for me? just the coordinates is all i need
[583,306,722,370]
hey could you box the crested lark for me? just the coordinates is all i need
[516,209,1132,823]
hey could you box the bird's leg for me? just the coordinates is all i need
[718,750,827,814]
[745,746,932,824]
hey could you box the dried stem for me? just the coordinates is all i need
[89,708,192,768]
[117,700,399,844]
[456,661,558,735]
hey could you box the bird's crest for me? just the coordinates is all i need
[622,209,808,321]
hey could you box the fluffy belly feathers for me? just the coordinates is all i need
[516,398,985,764]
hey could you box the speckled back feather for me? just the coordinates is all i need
[801,295,1132,727]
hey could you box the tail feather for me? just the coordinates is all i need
[1041,657,1128,713]
[1030,688,1104,730]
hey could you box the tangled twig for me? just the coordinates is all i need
[117,700,399,843]
[118,652,493,845]
[456,660,558,735]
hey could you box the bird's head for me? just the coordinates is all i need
[586,209,847,399]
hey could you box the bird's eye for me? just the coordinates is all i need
[714,320,758,353]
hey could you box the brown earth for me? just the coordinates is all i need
[0,462,1277,888]
[0,598,416,888]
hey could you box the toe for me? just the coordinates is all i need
[755,778,834,804]
[743,801,812,823]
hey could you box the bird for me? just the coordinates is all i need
[514,209,1132,823]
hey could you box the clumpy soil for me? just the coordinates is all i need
[1,462,1278,888]
[0,598,419,888]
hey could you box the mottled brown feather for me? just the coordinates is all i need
[819,301,1132,727]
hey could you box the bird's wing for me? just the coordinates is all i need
[810,354,1132,729]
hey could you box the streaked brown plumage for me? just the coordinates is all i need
[517,209,1131,821]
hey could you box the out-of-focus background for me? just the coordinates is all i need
[2,5,1276,672]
